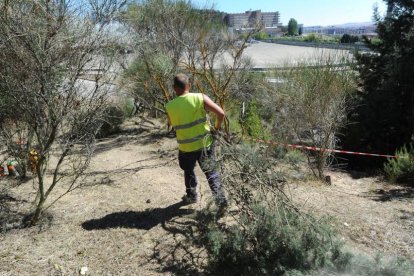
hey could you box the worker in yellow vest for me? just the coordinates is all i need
[165,73,228,207]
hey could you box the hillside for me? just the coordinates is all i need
[0,117,413,275]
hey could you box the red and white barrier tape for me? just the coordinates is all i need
[249,138,402,159]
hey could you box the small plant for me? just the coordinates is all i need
[384,142,414,185]
[283,149,307,166]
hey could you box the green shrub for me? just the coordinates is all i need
[340,33,359,44]
[198,204,414,276]
[122,98,136,117]
[254,31,269,40]
[198,203,347,275]
[283,149,307,165]
[303,33,320,43]
[384,142,414,185]
[370,37,382,47]
[96,105,125,138]
[194,143,347,275]
[242,101,269,139]
[197,141,414,275]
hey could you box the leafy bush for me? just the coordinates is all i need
[384,142,414,185]
[240,101,270,139]
[303,33,320,43]
[198,202,348,275]
[253,31,269,40]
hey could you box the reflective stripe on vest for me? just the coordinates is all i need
[174,117,207,130]
[165,93,212,152]
[177,133,208,144]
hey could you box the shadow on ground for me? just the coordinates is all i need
[399,209,414,220]
[81,201,193,231]
[370,187,414,202]
[347,169,380,179]
[82,201,206,275]
[0,192,29,231]
[152,208,207,275]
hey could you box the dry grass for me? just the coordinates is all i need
[289,173,414,259]
[0,117,413,275]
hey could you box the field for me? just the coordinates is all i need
[1,117,413,275]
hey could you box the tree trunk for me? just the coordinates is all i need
[29,197,45,226]
[317,152,326,180]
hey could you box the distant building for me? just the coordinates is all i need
[261,12,281,27]
[224,11,257,28]
[223,10,282,36]
[303,23,377,37]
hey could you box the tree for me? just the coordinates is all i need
[122,0,258,136]
[343,0,414,168]
[265,51,357,179]
[0,0,126,226]
[287,18,298,36]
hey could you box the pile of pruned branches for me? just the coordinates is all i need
[195,136,348,274]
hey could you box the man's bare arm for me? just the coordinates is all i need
[203,94,225,130]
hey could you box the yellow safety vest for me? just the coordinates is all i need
[165,93,212,152]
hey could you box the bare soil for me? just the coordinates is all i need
[0,117,413,275]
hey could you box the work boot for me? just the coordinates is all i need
[181,193,200,204]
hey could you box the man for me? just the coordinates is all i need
[165,73,227,206]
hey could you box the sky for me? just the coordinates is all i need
[191,0,388,26]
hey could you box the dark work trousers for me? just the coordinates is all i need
[178,145,226,204]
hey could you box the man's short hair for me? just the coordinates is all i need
[173,73,190,90]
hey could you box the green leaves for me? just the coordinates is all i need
[287,18,298,36]
[384,141,414,185]
[345,0,414,168]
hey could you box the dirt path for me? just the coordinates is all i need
[0,119,213,275]
[0,118,413,275]
[289,173,414,259]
